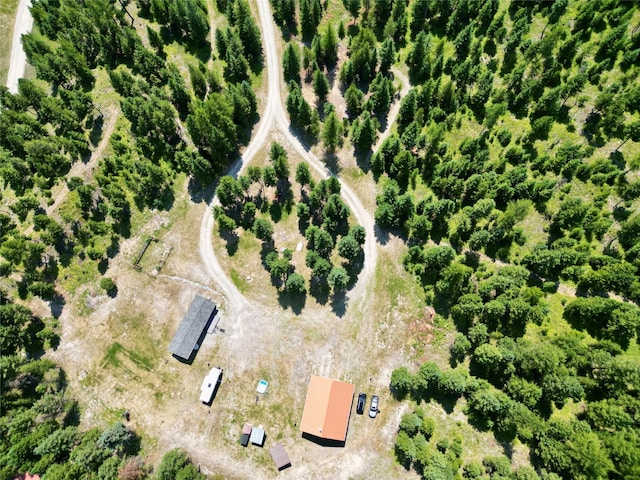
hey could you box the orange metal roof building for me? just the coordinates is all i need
[299,375,355,441]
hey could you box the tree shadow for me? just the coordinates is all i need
[107,236,120,259]
[259,241,276,270]
[89,114,105,148]
[297,214,310,234]
[237,115,260,145]
[278,290,306,314]
[270,202,283,223]
[64,399,82,427]
[432,292,452,321]
[556,105,571,125]
[134,186,175,212]
[374,224,390,246]
[249,58,265,77]
[221,230,239,257]
[462,250,481,269]
[287,124,318,150]
[25,316,47,357]
[355,149,372,173]
[309,278,330,305]
[613,204,631,222]
[323,151,341,175]
[113,208,132,239]
[98,258,109,274]
[609,150,625,169]
[465,410,494,433]
[187,176,215,204]
[375,109,390,133]
[344,253,365,285]
[347,24,360,39]
[331,291,347,317]
[159,27,212,63]
[106,285,119,299]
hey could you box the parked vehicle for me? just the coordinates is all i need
[369,395,379,418]
[356,392,366,414]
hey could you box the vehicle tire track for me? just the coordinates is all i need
[6,0,33,93]
[46,106,118,216]
[199,0,380,318]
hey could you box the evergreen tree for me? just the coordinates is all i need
[282,43,301,83]
[223,30,250,83]
[313,68,330,103]
[322,111,343,152]
[349,27,378,84]
[187,93,238,172]
[351,111,378,153]
[379,38,396,74]
[295,162,312,191]
[322,23,338,68]
[345,0,361,24]
[345,83,364,118]
[235,1,263,65]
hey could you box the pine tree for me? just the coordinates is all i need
[322,23,338,68]
[322,110,343,152]
[313,69,329,103]
[379,38,396,74]
[282,43,301,83]
[351,111,378,153]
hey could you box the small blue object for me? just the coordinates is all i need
[257,379,268,394]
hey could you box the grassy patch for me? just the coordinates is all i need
[0,0,19,85]
[127,349,154,371]
[59,260,101,294]
[415,398,508,466]
[103,342,125,368]
[102,340,155,372]
[230,268,249,293]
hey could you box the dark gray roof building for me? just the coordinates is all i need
[169,295,217,361]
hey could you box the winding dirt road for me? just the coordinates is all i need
[199,1,396,317]
[373,66,410,152]
[45,107,119,215]
[6,0,33,93]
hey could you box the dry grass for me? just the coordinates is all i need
[0,0,18,85]
[45,160,436,478]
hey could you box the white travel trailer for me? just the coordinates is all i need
[200,367,222,404]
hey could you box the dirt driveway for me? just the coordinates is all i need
[46,176,427,479]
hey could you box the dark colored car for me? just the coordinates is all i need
[369,395,379,418]
[356,392,366,414]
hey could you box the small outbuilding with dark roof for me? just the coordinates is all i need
[169,295,217,362]
[240,423,252,447]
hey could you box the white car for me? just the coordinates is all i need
[369,395,379,418]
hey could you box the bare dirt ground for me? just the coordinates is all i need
[47,178,430,479]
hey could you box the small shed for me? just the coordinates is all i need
[169,295,217,362]
[269,443,291,471]
[250,426,265,446]
[240,423,252,447]
[199,367,222,404]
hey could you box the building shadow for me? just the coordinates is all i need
[301,432,345,448]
